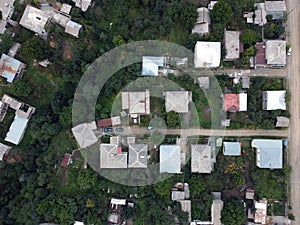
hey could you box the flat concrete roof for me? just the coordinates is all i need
[191,144,214,173]
[224,31,241,60]
[194,41,221,68]
[165,91,190,113]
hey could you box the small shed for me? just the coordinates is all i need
[223,142,241,156]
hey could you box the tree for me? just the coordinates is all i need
[77,168,99,190]
[20,37,52,62]
[10,80,32,97]
[154,178,172,198]
[188,175,206,197]
[0,33,13,54]
[222,200,246,225]
[240,29,257,46]
[211,0,233,25]
[166,110,181,128]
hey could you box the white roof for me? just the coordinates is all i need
[128,144,148,168]
[0,0,15,21]
[71,122,97,148]
[142,56,164,76]
[100,144,127,168]
[74,222,84,225]
[111,116,121,126]
[0,142,12,161]
[19,5,50,35]
[224,31,241,60]
[122,90,150,115]
[239,93,247,111]
[65,20,82,38]
[265,40,286,65]
[5,115,29,145]
[254,3,267,26]
[194,41,221,68]
[60,3,72,14]
[191,144,214,173]
[0,54,25,83]
[72,0,92,12]
[165,91,190,113]
[160,145,181,173]
[263,90,286,110]
[192,7,210,35]
[111,198,126,205]
[0,20,7,34]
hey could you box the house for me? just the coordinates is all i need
[223,142,241,156]
[60,3,72,15]
[252,139,283,169]
[72,0,93,12]
[224,31,242,61]
[0,142,12,161]
[8,43,22,58]
[65,20,82,38]
[141,56,165,76]
[242,76,250,89]
[53,13,71,28]
[100,144,127,168]
[265,40,286,67]
[192,7,211,36]
[160,145,181,173]
[60,153,72,168]
[71,122,98,149]
[122,90,150,115]
[97,116,121,128]
[0,54,26,83]
[254,199,268,224]
[0,20,7,34]
[194,41,221,68]
[165,91,191,113]
[221,119,230,127]
[128,144,148,168]
[0,0,15,21]
[108,198,126,225]
[171,183,191,222]
[2,94,35,145]
[223,93,247,112]
[262,90,286,110]
[254,3,267,26]
[276,116,289,127]
[243,12,254,24]
[191,142,216,173]
[246,189,255,200]
[255,42,267,67]
[19,5,50,36]
[74,222,84,225]
[208,1,218,10]
[197,77,209,89]
[212,197,223,225]
[265,1,286,19]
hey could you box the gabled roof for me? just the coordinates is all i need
[263,90,286,110]
[265,40,286,66]
[160,145,181,173]
[224,31,241,60]
[142,56,164,76]
[0,0,15,20]
[192,7,210,35]
[100,144,127,168]
[223,142,241,156]
[255,42,267,66]
[0,54,25,83]
[223,93,247,112]
[19,5,50,35]
[265,1,286,19]
[165,91,190,113]
[0,142,12,161]
[191,144,214,173]
[65,20,82,38]
[122,90,150,115]
[254,3,267,26]
[276,116,289,127]
[97,118,112,127]
[60,153,72,168]
[5,115,29,145]
[194,41,221,68]
[71,122,98,149]
[60,3,72,14]
[72,0,92,12]
[128,144,148,168]
[252,139,282,169]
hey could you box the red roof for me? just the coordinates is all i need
[60,153,72,168]
[117,147,122,154]
[255,42,266,66]
[224,94,239,112]
[97,118,112,127]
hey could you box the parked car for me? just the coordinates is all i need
[115,127,124,132]
[103,127,114,132]
[287,46,292,56]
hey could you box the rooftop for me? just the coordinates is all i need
[212,199,223,225]
[197,77,210,89]
[8,43,22,58]
[71,122,98,149]
[160,145,181,173]
[242,76,250,89]
[223,93,247,112]
[223,142,241,156]
[96,118,112,127]
[0,20,7,34]
[255,42,267,66]
[191,144,215,173]
[265,40,286,66]
[122,90,150,115]
[254,199,267,224]
[60,3,72,14]
[252,139,283,169]
[100,144,127,169]
[0,54,25,83]
[265,1,286,19]
[165,91,190,113]
[72,0,92,12]
[5,115,29,145]
[0,0,15,21]
[254,3,267,26]
[0,142,12,161]
[194,41,221,68]
[263,90,286,110]
[19,5,50,35]
[60,153,72,168]
[141,56,164,76]
[224,31,241,60]
[192,7,210,36]
[128,144,148,168]
[276,116,289,127]
[65,20,82,38]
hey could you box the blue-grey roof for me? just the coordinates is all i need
[223,142,241,156]
[5,115,29,145]
[160,145,181,173]
[252,139,282,169]
[142,56,164,76]
[0,54,23,83]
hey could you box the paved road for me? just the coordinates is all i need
[286,0,300,223]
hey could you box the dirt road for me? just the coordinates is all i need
[286,0,300,223]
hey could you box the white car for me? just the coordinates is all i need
[287,47,292,55]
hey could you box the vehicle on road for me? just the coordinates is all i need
[103,127,114,132]
[287,46,292,55]
[115,127,124,132]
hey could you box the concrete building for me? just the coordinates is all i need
[262,90,286,110]
[128,144,148,168]
[65,20,82,38]
[192,7,211,36]
[276,116,289,127]
[141,56,165,76]
[265,1,286,19]
[191,142,216,173]
[265,40,286,67]
[0,54,26,83]
[100,144,127,169]
[122,90,150,115]
[0,0,15,21]
[254,199,268,224]
[72,0,93,12]
[224,31,242,61]
[165,91,191,113]
[254,3,267,26]
[194,41,221,68]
